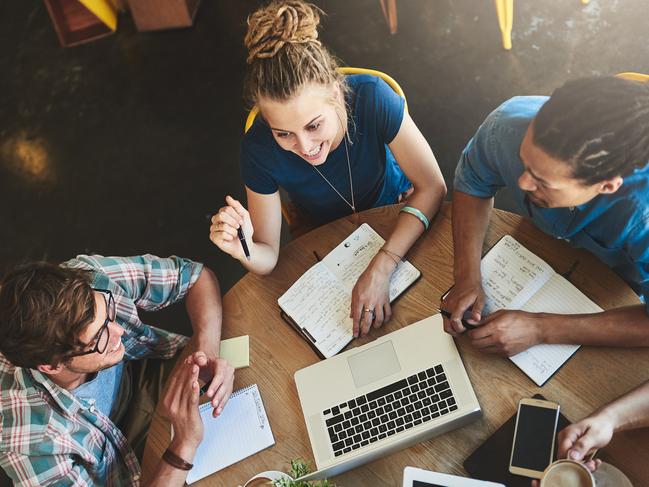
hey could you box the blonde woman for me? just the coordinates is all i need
[210,1,446,337]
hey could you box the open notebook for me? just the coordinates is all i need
[185,384,274,484]
[278,223,421,359]
[480,235,602,386]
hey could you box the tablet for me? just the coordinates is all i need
[403,467,505,487]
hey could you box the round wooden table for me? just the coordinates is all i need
[142,202,649,486]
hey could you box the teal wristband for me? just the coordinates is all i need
[400,205,429,230]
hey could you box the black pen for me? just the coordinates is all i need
[437,308,478,331]
[237,227,251,261]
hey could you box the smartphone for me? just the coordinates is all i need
[509,397,560,479]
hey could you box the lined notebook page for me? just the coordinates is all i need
[481,235,554,315]
[186,384,274,484]
[510,273,603,386]
[278,263,353,357]
[278,224,420,358]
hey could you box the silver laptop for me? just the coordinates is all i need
[294,314,481,481]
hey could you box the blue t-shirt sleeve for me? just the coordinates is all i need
[240,131,279,194]
[454,103,516,198]
[626,215,649,313]
[372,77,406,144]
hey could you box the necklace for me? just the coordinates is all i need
[311,136,356,213]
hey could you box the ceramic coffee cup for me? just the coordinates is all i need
[540,459,596,487]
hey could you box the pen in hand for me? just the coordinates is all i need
[206,212,251,261]
[437,308,479,331]
[237,226,251,261]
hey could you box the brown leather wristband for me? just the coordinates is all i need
[162,447,194,471]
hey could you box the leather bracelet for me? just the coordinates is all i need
[400,205,430,230]
[162,447,194,471]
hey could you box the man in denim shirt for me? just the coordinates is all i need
[442,76,649,356]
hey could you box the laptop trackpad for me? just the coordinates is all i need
[347,340,401,388]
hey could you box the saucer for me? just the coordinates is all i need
[593,462,633,487]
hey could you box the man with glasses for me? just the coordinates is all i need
[0,254,234,486]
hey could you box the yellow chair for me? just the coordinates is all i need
[244,67,407,133]
[617,72,649,83]
[495,0,590,50]
[243,67,407,228]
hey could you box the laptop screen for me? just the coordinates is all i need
[413,482,446,487]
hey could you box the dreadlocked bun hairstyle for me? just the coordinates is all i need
[533,76,649,184]
[243,0,346,106]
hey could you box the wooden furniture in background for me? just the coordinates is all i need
[142,203,649,486]
[127,0,200,31]
[494,0,591,50]
[43,0,117,47]
[380,1,591,49]
[380,0,398,34]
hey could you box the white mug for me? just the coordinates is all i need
[540,459,596,487]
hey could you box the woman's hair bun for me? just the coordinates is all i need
[245,1,322,64]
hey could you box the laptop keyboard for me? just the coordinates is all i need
[322,364,457,457]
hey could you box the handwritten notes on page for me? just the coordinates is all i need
[278,263,353,357]
[481,235,554,315]
[481,236,602,386]
[186,384,274,484]
[278,224,421,359]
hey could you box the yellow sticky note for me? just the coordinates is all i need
[219,336,249,369]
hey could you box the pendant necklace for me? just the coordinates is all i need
[311,136,356,213]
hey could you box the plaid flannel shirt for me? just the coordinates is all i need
[0,254,203,486]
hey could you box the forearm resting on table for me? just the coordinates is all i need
[597,380,649,432]
[382,182,446,259]
[539,305,649,347]
[451,191,493,280]
[184,267,224,356]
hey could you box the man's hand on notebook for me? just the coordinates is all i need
[441,278,485,336]
[465,310,544,356]
[350,255,394,337]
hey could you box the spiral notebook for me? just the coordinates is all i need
[186,384,275,484]
[278,223,421,359]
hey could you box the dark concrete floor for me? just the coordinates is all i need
[1,1,648,332]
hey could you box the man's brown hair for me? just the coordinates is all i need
[0,262,96,368]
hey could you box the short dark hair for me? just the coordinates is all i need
[0,262,96,368]
[533,76,649,185]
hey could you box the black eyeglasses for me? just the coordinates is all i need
[68,288,116,358]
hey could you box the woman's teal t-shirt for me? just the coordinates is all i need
[240,74,412,225]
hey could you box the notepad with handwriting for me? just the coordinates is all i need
[186,384,274,484]
[481,235,602,386]
[278,223,421,359]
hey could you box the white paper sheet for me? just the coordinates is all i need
[481,236,601,386]
[186,384,275,484]
[278,224,420,358]
[510,273,602,386]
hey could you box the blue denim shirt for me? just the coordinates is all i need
[455,96,649,310]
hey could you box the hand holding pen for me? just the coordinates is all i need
[209,195,252,261]
[440,279,485,336]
